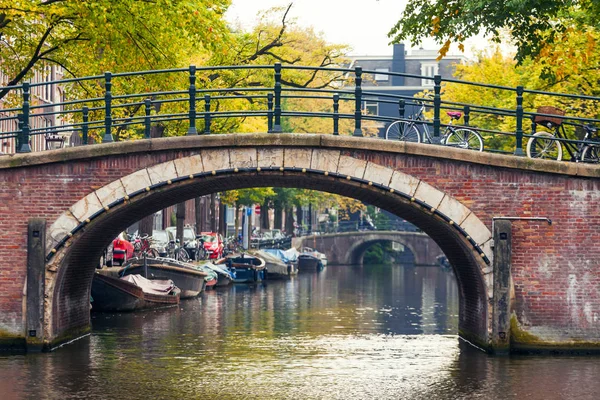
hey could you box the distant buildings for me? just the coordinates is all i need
[0,65,68,154]
[348,44,466,136]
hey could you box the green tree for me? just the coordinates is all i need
[388,0,600,62]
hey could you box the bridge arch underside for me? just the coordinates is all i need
[349,239,418,266]
[50,170,490,350]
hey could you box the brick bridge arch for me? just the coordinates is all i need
[294,231,443,265]
[1,134,599,354]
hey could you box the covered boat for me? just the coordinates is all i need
[298,247,324,272]
[203,262,235,287]
[258,249,297,278]
[119,257,208,298]
[216,253,266,283]
[91,272,180,312]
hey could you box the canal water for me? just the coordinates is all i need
[1,264,600,399]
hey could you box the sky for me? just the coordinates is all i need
[225,0,491,58]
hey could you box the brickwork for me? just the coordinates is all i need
[0,134,598,351]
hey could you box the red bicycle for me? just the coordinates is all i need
[132,235,159,259]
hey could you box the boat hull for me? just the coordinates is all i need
[230,266,266,283]
[91,273,180,312]
[120,259,207,299]
[298,255,322,272]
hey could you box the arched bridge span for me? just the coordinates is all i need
[0,134,599,354]
[294,231,443,266]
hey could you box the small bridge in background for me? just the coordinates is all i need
[293,230,442,266]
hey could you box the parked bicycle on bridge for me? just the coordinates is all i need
[526,106,599,163]
[385,98,484,152]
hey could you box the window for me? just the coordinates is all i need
[420,62,439,87]
[374,68,389,81]
[363,100,378,115]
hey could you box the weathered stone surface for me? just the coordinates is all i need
[202,149,231,171]
[147,161,178,185]
[173,154,203,177]
[363,162,393,186]
[414,181,445,209]
[311,149,340,172]
[337,155,367,178]
[437,195,472,225]
[388,171,420,196]
[283,148,312,169]
[257,148,284,168]
[230,148,257,169]
[95,180,127,208]
[460,212,492,245]
[121,169,152,194]
[69,192,103,222]
[47,212,79,246]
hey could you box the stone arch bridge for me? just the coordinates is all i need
[294,231,443,266]
[0,134,598,354]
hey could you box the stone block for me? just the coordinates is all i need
[389,171,420,196]
[69,192,104,222]
[414,181,445,209]
[363,162,393,186]
[230,148,257,169]
[437,195,472,225]
[257,148,284,168]
[202,149,231,172]
[460,212,492,245]
[283,148,312,169]
[95,179,127,208]
[311,149,340,173]
[173,154,203,177]
[147,161,178,185]
[337,155,367,179]
[47,211,80,248]
[121,169,152,194]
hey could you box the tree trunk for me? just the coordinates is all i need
[210,193,217,232]
[261,200,270,230]
[219,201,227,237]
[176,202,185,245]
[274,205,283,230]
[234,203,240,237]
[285,206,295,236]
[195,197,202,234]
[248,207,253,246]
[296,206,304,235]
[138,214,154,236]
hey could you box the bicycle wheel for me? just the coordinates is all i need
[443,128,484,151]
[177,248,190,262]
[527,132,563,161]
[385,121,421,143]
[580,145,599,163]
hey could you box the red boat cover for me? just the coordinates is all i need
[121,274,176,295]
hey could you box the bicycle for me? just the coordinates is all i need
[166,239,191,262]
[526,106,599,163]
[132,234,159,259]
[385,98,484,151]
[195,237,208,261]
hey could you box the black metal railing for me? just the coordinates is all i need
[296,220,421,237]
[1,63,600,160]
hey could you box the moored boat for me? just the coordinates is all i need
[91,272,180,312]
[258,249,297,278]
[119,257,208,298]
[203,262,235,287]
[216,253,266,283]
[298,247,324,272]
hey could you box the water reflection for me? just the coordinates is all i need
[1,264,600,399]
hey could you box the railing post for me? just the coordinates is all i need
[272,63,283,133]
[432,74,442,143]
[103,72,113,143]
[16,113,23,151]
[333,94,339,135]
[203,94,211,135]
[144,99,152,139]
[463,105,470,126]
[353,66,363,137]
[187,65,197,135]
[398,99,405,119]
[18,83,32,153]
[514,85,525,156]
[267,93,274,133]
[82,106,89,145]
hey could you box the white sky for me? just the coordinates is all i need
[225,0,492,58]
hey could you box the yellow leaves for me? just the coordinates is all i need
[437,40,451,60]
